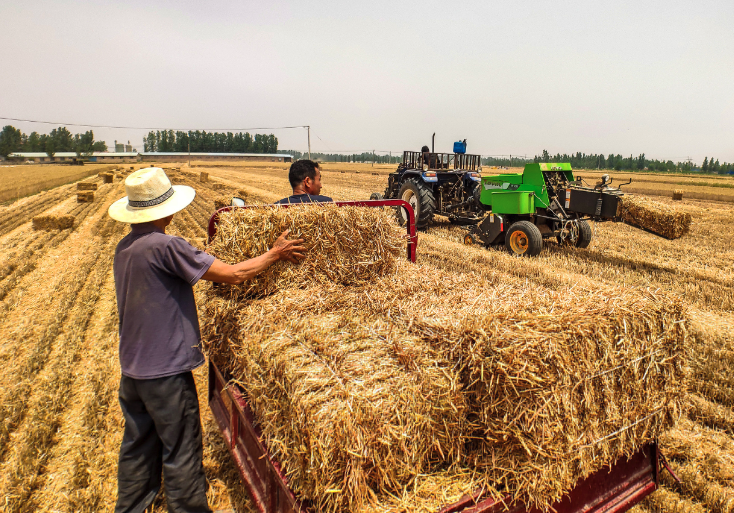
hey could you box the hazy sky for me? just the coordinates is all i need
[1,0,732,163]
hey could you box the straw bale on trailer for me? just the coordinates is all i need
[201,205,687,512]
[76,182,98,191]
[619,195,691,239]
[77,191,94,203]
[207,205,404,298]
[32,215,74,230]
[202,304,467,513]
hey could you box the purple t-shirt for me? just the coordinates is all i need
[113,223,215,379]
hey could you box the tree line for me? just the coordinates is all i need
[144,130,278,154]
[281,150,403,164]
[533,150,734,174]
[0,125,108,158]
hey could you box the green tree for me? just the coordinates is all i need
[702,157,708,172]
[0,125,23,157]
[73,130,96,157]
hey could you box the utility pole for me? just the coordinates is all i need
[372,149,375,167]
[188,141,190,168]
[307,126,311,160]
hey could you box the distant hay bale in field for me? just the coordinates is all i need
[619,195,691,239]
[200,172,209,182]
[211,183,225,190]
[32,215,74,230]
[114,173,123,179]
[77,191,95,203]
[673,189,684,200]
[101,173,114,184]
[201,256,688,512]
[76,182,98,191]
[213,196,233,210]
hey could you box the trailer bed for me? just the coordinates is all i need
[208,361,659,513]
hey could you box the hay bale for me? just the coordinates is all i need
[114,173,123,180]
[213,196,232,210]
[619,195,692,239]
[76,182,98,191]
[32,215,74,230]
[673,189,684,201]
[202,207,687,511]
[101,173,114,184]
[200,172,209,182]
[77,191,94,203]
[208,205,404,298]
[202,303,467,513]
[211,183,225,191]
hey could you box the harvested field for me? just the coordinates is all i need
[0,161,732,512]
[0,164,114,204]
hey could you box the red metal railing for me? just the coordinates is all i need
[207,199,418,262]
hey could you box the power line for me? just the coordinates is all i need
[0,116,308,132]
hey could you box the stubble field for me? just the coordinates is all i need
[0,161,732,512]
[0,163,121,204]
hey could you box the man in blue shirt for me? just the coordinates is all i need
[275,159,333,204]
[109,167,305,513]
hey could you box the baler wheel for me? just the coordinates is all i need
[464,233,476,245]
[506,221,542,256]
[576,219,593,248]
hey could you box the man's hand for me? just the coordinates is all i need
[271,229,306,263]
[202,230,306,284]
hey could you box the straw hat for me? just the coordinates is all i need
[108,167,195,223]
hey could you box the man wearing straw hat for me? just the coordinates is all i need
[109,167,305,513]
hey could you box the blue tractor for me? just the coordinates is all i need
[375,145,483,229]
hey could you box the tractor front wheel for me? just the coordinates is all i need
[396,179,436,229]
[505,221,543,257]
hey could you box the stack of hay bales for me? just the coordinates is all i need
[32,215,75,230]
[619,195,692,239]
[76,182,98,191]
[201,205,687,512]
[673,189,684,201]
[77,191,95,203]
[200,172,209,183]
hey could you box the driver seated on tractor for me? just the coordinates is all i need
[275,159,333,204]
[420,145,440,170]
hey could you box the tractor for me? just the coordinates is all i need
[376,147,483,228]
[375,149,633,256]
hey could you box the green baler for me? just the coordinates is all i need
[466,163,628,256]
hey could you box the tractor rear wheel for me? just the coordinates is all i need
[370,192,384,200]
[396,179,436,229]
[505,221,542,257]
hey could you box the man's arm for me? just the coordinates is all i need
[202,229,306,284]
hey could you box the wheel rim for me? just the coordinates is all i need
[509,230,529,254]
[400,189,418,222]
[464,234,474,245]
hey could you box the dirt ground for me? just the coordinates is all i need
[0,162,732,512]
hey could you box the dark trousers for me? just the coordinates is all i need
[115,371,211,513]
